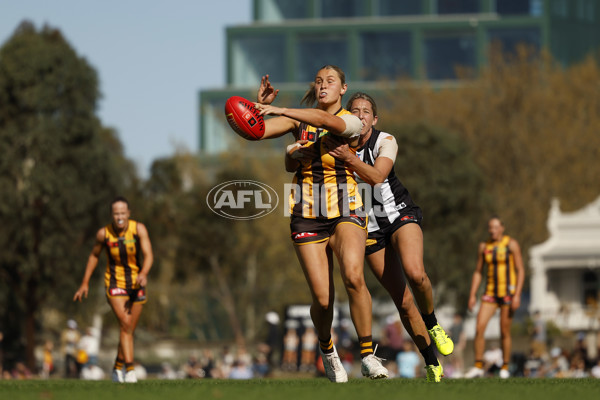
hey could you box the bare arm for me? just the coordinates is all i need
[509,238,525,311]
[135,222,154,288]
[73,228,105,302]
[256,104,347,134]
[327,136,396,185]
[260,115,299,140]
[468,242,486,311]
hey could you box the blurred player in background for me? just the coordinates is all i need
[253,66,388,382]
[325,92,452,382]
[465,216,524,379]
[73,196,154,383]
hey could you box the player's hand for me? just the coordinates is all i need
[257,75,279,105]
[254,103,285,117]
[467,295,477,312]
[73,284,89,302]
[136,272,148,288]
[325,136,353,163]
[511,294,521,311]
[288,140,318,161]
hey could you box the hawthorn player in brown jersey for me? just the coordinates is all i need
[73,196,153,383]
[465,217,524,379]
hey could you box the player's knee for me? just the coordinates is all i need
[342,270,365,293]
[407,271,428,290]
[313,294,333,311]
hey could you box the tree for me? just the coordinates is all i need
[0,21,128,370]
[381,47,600,288]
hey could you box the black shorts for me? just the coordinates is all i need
[290,211,367,245]
[365,206,422,255]
[106,286,147,304]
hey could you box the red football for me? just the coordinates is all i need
[224,96,265,141]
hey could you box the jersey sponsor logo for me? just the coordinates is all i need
[293,232,318,240]
[300,129,317,142]
[400,215,416,222]
[110,288,128,296]
[206,180,279,220]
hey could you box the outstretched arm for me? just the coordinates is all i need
[255,104,361,145]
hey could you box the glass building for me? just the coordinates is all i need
[200,0,600,153]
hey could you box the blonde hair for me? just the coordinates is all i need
[300,65,346,107]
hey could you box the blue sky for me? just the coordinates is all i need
[0,0,251,177]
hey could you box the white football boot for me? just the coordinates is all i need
[319,346,348,383]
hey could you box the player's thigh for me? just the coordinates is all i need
[294,241,332,299]
[329,222,366,266]
[476,301,498,331]
[390,223,425,277]
[108,296,131,325]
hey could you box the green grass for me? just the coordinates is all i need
[1,378,599,400]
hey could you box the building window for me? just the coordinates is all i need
[360,31,412,80]
[231,35,286,85]
[320,0,364,18]
[552,0,568,17]
[488,27,541,54]
[496,0,543,16]
[257,0,311,21]
[295,33,349,82]
[377,0,423,16]
[436,0,479,14]
[424,33,476,80]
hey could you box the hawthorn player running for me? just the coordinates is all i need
[73,196,153,383]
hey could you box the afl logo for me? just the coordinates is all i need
[206,180,279,220]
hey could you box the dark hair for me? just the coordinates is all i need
[301,65,346,107]
[346,92,378,117]
[110,196,129,213]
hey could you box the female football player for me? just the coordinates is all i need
[73,196,153,383]
[465,216,524,379]
[253,66,388,382]
[324,92,453,382]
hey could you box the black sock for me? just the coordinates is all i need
[421,311,438,330]
[419,343,439,366]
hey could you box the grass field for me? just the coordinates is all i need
[2,378,599,400]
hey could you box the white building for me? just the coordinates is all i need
[529,196,600,333]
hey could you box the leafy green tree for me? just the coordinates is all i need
[381,47,600,298]
[0,22,128,370]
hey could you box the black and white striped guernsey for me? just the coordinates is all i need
[355,129,419,234]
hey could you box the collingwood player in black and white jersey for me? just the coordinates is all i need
[325,93,453,382]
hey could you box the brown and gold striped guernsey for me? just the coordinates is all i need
[104,220,142,290]
[483,235,517,298]
[289,108,363,219]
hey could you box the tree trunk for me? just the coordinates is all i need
[209,255,245,347]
